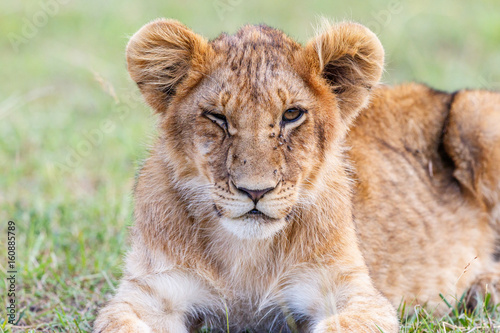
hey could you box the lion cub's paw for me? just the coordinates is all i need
[313,317,361,333]
[93,317,153,333]
[313,315,397,333]
[466,272,500,309]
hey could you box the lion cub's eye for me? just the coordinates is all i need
[204,111,228,130]
[282,108,305,124]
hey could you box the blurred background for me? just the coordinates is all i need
[1,0,499,331]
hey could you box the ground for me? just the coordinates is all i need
[1,0,500,332]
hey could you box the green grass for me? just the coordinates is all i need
[1,0,500,331]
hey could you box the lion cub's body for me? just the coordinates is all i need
[350,83,500,313]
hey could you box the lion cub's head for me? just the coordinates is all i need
[127,19,383,239]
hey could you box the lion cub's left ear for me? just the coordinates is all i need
[303,22,384,125]
[126,19,211,113]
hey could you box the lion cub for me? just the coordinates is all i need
[94,19,398,332]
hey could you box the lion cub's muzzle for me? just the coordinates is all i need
[227,179,282,219]
[214,179,295,239]
[235,184,275,204]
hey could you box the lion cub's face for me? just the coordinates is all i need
[190,40,318,238]
[126,20,384,239]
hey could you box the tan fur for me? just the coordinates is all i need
[94,19,398,332]
[349,83,500,314]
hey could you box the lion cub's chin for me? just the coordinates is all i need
[220,216,287,239]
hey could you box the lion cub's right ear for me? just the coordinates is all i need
[302,21,384,126]
[126,19,211,113]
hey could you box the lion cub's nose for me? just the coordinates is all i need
[237,187,274,203]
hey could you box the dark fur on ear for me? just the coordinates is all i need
[443,90,500,212]
[126,19,212,113]
[303,21,385,125]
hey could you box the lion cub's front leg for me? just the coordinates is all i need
[94,270,211,333]
[311,291,398,333]
[285,266,398,333]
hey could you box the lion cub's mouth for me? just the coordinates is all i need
[243,208,277,222]
[247,208,263,215]
[213,204,280,222]
[217,205,287,239]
